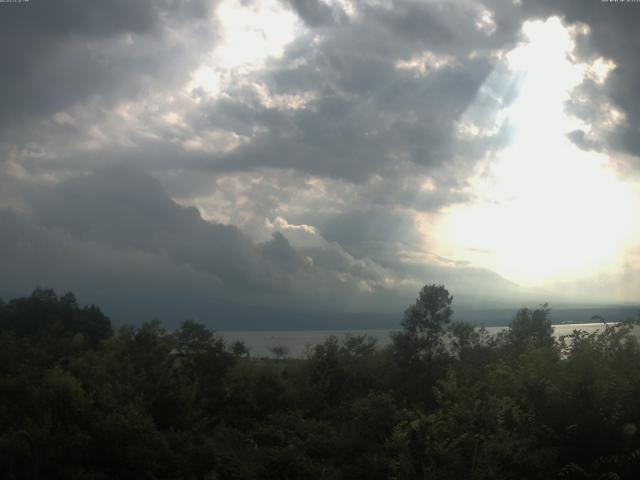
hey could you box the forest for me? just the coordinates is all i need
[2,285,640,479]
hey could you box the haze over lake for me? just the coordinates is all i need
[221,322,612,358]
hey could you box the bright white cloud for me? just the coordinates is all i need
[214,0,302,70]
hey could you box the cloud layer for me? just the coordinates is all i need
[2,0,640,323]
[0,166,527,324]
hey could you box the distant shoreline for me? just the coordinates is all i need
[219,322,614,358]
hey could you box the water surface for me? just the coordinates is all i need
[220,322,611,358]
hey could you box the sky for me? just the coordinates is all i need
[1,0,640,325]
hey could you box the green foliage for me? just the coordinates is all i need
[1,286,640,479]
[393,284,453,363]
[175,319,215,354]
[0,288,112,349]
[507,304,555,351]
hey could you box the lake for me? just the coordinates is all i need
[220,322,611,358]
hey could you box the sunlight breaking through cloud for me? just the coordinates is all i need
[435,17,640,294]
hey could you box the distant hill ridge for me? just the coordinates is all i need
[1,289,637,331]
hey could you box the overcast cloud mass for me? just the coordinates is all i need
[1,0,640,326]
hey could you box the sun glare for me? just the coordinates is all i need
[214,0,300,69]
[435,17,640,289]
[185,0,302,100]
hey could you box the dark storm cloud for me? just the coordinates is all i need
[317,209,417,262]
[201,0,522,182]
[0,0,217,132]
[1,0,529,185]
[365,0,514,54]
[5,0,637,181]
[29,166,318,298]
[207,57,493,181]
[0,167,525,322]
[2,166,407,311]
[283,0,334,27]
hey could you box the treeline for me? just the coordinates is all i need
[1,285,640,479]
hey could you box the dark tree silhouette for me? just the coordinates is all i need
[393,284,453,362]
[508,303,554,350]
[2,286,639,479]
